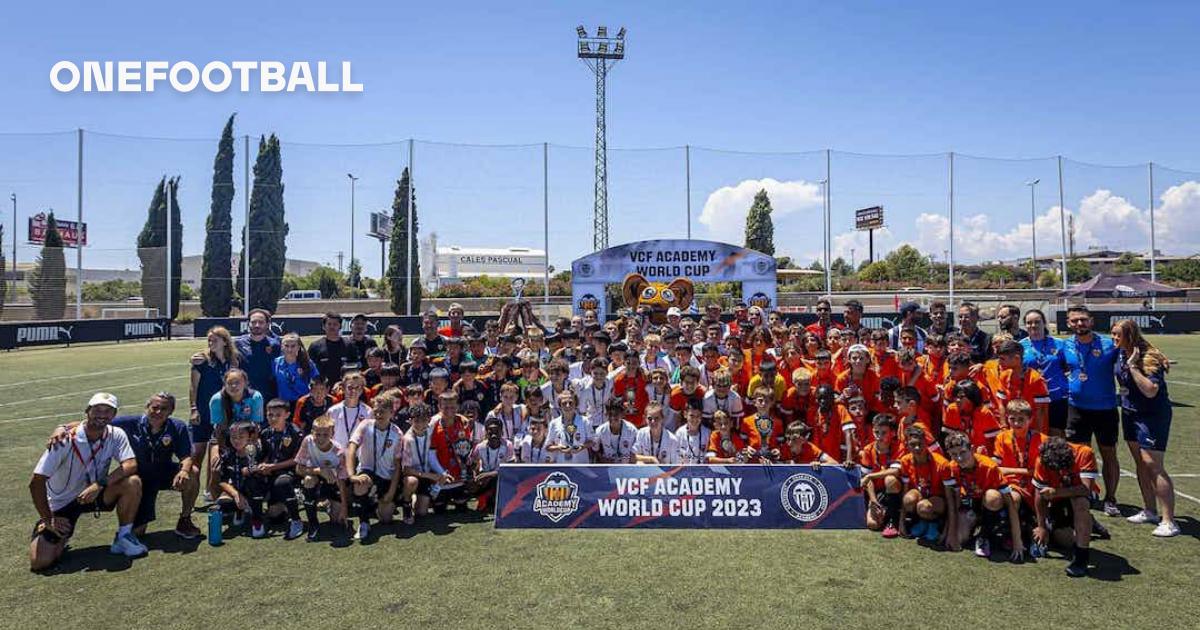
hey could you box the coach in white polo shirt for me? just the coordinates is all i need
[29,393,146,571]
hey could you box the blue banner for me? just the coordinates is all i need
[495,464,865,529]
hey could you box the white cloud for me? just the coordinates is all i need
[819,184,1200,263]
[698,178,823,241]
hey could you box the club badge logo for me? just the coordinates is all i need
[577,293,600,311]
[533,471,581,523]
[780,472,829,523]
[749,292,772,309]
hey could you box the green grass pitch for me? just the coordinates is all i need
[0,337,1197,629]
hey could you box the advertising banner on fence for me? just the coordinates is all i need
[194,314,493,338]
[1053,310,1195,334]
[0,318,170,350]
[28,212,88,247]
[495,464,864,529]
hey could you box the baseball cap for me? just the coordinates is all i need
[900,301,921,315]
[87,392,119,410]
[409,338,427,351]
[667,307,682,317]
[430,368,450,380]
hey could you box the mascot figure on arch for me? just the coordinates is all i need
[621,273,695,325]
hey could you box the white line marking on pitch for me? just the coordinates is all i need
[1121,469,1200,506]
[0,362,179,389]
[0,405,146,426]
[0,375,186,408]
[1168,380,1200,388]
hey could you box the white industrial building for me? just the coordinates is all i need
[420,233,547,289]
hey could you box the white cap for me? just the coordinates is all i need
[667,307,682,317]
[87,392,119,410]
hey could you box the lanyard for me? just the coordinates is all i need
[373,425,390,469]
[1075,337,1099,378]
[71,428,107,484]
[649,428,664,458]
[141,416,171,463]
[342,404,362,440]
[484,445,501,471]
[687,428,705,460]
[530,438,546,463]
[607,425,624,458]
[590,382,605,412]
[414,433,430,471]
[500,406,517,439]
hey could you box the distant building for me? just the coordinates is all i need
[1009,248,1194,275]
[181,254,322,289]
[420,232,546,289]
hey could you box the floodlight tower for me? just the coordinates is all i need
[577,25,626,251]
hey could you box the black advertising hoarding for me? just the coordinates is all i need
[194,314,495,338]
[1055,310,1198,334]
[855,206,884,231]
[0,318,170,350]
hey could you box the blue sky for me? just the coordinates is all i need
[2,1,1199,274]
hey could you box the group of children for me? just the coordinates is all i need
[202,306,1103,577]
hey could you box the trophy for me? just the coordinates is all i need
[565,422,578,450]
[453,437,474,482]
[754,415,774,460]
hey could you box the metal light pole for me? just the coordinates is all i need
[948,152,955,311]
[347,173,358,288]
[577,25,626,251]
[818,177,830,295]
[76,129,83,319]
[165,177,173,322]
[9,193,15,281]
[685,144,691,239]
[1057,156,1068,292]
[1149,162,1157,309]
[1026,179,1040,267]
[243,135,251,310]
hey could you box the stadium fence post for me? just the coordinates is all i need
[407,138,415,316]
[76,128,83,319]
[544,142,550,304]
[243,134,250,311]
[947,151,955,311]
[1148,161,1156,309]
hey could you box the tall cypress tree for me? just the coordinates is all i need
[201,114,236,316]
[744,189,776,256]
[30,212,66,320]
[238,135,288,313]
[387,167,421,314]
[137,177,184,318]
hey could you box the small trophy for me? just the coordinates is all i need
[755,415,774,460]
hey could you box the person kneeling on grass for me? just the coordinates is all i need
[294,415,350,542]
[1032,436,1097,578]
[858,414,903,538]
[30,393,146,571]
[47,392,201,541]
[895,425,955,543]
[254,399,305,540]
[214,422,276,538]
[346,392,405,541]
[706,410,752,464]
[400,404,456,525]
[467,417,514,514]
[943,431,1024,561]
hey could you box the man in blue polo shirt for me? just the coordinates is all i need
[46,393,201,540]
[236,308,281,401]
[1062,305,1122,517]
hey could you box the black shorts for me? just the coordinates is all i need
[1046,498,1075,531]
[1047,399,1069,431]
[32,493,118,543]
[302,478,342,503]
[415,477,435,497]
[135,465,183,527]
[356,472,393,501]
[1121,409,1172,452]
[1066,406,1119,447]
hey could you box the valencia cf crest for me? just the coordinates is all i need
[781,472,829,523]
[749,292,772,309]
[161,435,172,447]
[282,436,292,447]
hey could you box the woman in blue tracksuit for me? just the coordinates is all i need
[1019,309,1068,436]
[1111,318,1178,538]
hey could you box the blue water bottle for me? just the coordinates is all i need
[207,505,224,546]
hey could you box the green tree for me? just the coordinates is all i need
[982,264,1014,286]
[1162,259,1200,283]
[387,167,421,314]
[884,245,930,283]
[83,279,142,301]
[346,258,363,295]
[1066,258,1091,283]
[137,177,183,318]
[744,189,775,256]
[201,114,236,316]
[830,257,853,277]
[238,135,289,313]
[30,212,66,320]
[1113,252,1147,273]
[775,256,797,270]
[858,261,890,282]
[1037,269,1060,288]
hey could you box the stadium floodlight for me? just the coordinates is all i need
[576,25,627,251]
